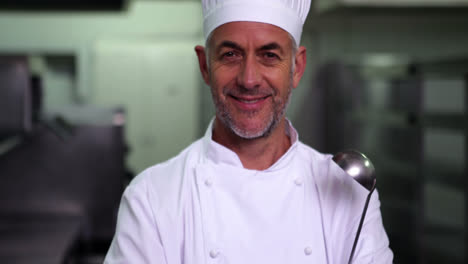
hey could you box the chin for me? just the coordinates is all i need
[229,117,276,139]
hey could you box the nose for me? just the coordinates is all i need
[237,55,261,89]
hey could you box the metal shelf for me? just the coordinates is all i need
[315,0,468,14]
[349,109,466,131]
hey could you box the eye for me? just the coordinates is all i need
[261,52,281,65]
[220,50,241,62]
[264,52,278,59]
[224,51,235,57]
[221,50,239,58]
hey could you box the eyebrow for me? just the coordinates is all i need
[216,41,243,54]
[259,42,282,53]
[215,41,284,55]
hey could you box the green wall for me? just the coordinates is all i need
[0,1,205,172]
[0,1,203,102]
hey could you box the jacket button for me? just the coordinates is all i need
[304,246,312,255]
[205,179,213,187]
[209,250,219,258]
[294,177,303,186]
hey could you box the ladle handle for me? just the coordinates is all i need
[348,179,377,264]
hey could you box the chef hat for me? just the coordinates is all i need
[201,0,311,47]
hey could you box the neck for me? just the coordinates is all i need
[212,118,291,170]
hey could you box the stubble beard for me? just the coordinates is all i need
[211,80,293,140]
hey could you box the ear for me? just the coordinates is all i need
[292,46,307,89]
[195,45,210,85]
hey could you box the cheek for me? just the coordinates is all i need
[263,64,293,94]
[210,65,239,93]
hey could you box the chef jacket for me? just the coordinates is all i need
[104,120,393,264]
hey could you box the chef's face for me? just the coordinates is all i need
[195,21,306,139]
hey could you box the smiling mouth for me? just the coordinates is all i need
[230,95,270,104]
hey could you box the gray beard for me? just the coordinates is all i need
[212,84,292,140]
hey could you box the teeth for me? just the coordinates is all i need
[239,99,260,103]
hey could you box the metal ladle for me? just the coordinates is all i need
[333,150,377,264]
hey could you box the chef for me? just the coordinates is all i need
[104,0,393,263]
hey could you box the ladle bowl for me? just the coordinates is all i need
[333,150,376,191]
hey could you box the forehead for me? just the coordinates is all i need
[209,21,292,49]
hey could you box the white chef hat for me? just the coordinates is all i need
[201,0,311,47]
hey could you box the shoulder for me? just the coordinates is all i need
[294,141,344,181]
[295,142,382,229]
[125,138,204,210]
[294,141,332,165]
[294,141,366,201]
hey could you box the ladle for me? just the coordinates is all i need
[333,150,377,264]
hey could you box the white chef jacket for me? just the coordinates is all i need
[104,120,393,264]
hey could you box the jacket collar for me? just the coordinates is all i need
[202,118,299,172]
